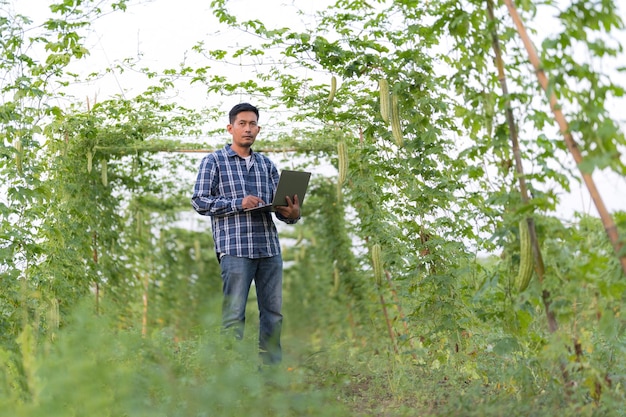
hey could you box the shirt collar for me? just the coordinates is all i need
[225,144,254,158]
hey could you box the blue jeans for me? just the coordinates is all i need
[219,254,283,364]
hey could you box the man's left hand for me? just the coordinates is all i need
[275,195,300,219]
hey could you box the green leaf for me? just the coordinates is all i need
[492,337,521,356]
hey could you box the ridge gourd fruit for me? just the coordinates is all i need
[516,219,534,292]
[337,141,348,185]
[101,159,108,187]
[390,94,404,147]
[87,150,93,173]
[379,79,390,123]
[336,140,348,201]
[372,243,383,286]
[327,75,337,104]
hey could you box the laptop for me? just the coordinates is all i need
[244,170,312,213]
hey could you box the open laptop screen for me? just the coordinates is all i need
[244,170,311,213]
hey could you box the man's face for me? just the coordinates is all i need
[228,111,260,148]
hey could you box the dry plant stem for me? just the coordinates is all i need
[504,0,626,276]
[142,274,149,338]
[92,231,100,315]
[489,0,567,385]
[347,301,358,340]
[385,270,418,360]
[486,0,558,333]
[378,290,399,354]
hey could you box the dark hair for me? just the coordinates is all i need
[229,103,259,124]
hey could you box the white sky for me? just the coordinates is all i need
[10,0,626,219]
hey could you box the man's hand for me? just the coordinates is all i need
[275,195,300,219]
[242,195,265,209]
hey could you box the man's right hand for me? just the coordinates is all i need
[242,195,265,209]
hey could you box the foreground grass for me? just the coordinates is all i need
[1,305,349,417]
[287,336,623,417]
[1,298,624,417]
[282,306,625,417]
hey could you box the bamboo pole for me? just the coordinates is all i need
[503,0,626,276]
[91,145,330,157]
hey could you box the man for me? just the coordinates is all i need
[191,103,301,365]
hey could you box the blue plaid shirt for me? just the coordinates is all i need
[191,145,297,258]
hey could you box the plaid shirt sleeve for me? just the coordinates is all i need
[191,152,243,216]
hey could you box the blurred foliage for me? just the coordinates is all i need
[0,301,348,417]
